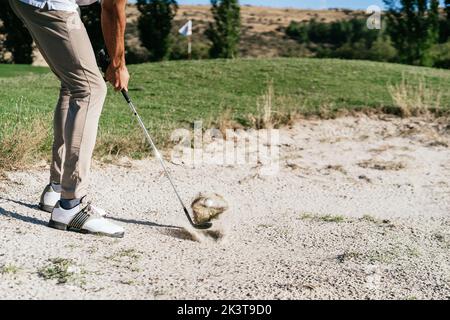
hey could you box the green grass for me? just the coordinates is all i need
[299,212,346,223]
[38,258,74,284]
[320,214,346,223]
[0,64,49,78]
[107,248,141,262]
[1,264,20,275]
[1,58,449,169]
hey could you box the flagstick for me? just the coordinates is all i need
[188,35,192,60]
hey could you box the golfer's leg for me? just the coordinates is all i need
[60,40,107,200]
[50,85,70,185]
[9,1,107,200]
[56,21,107,200]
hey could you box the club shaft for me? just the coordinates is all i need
[122,91,195,225]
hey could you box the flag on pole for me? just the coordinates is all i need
[178,20,193,37]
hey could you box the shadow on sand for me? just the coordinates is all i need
[109,216,204,242]
[0,199,221,242]
[0,197,47,226]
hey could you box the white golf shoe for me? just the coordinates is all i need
[39,184,61,213]
[39,184,107,217]
[49,198,125,238]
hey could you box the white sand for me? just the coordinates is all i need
[0,115,449,300]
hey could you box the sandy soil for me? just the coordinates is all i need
[127,5,358,30]
[174,5,358,33]
[1,115,449,300]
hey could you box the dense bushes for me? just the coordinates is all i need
[286,0,450,69]
[0,3,33,64]
[170,34,210,60]
[286,18,396,62]
[428,42,450,69]
[287,18,379,48]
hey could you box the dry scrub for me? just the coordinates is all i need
[0,118,50,171]
[388,76,442,117]
[249,80,300,129]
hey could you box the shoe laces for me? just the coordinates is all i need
[85,203,107,218]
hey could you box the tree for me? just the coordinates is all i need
[206,0,241,59]
[368,36,398,62]
[384,0,440,66]
[137,0,178,61]
[440,0,450,42]
[428,42,450,68]
[286,18,379,49]
[79,1,104,54]
[0,3,33,64]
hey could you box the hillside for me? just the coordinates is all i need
[169,5,361,58]
[32,5,362,66]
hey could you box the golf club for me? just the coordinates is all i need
[97,49,212,230]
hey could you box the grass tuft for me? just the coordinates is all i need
[388,75,442,117]
[38,258,74,284]
[0,117,51,170]
[299,212,345,223]
[320,214,345,223]
[1,264,20,275]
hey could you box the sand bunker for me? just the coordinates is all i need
[1,115,449,299]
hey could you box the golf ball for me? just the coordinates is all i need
[205,199,214,207]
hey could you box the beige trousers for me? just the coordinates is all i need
[9,0,107,199]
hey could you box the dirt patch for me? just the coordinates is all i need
[358,160,407,171]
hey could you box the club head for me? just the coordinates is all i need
[193,222,213,230]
